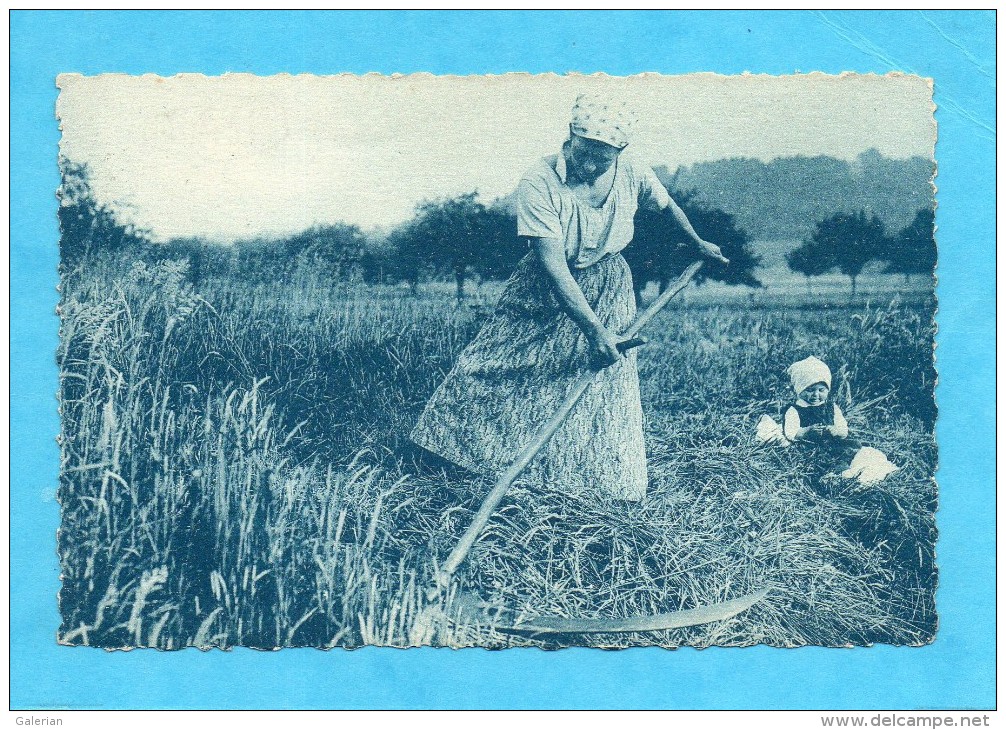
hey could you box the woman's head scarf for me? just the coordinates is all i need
[788,356,832,397]
[570,94,636,149]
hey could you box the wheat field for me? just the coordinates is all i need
[56,255,937,649]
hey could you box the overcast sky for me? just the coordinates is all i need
[57,72,935,242]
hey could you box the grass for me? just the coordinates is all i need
[56,255,937,649]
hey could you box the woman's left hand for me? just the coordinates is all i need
[697,240,729,265]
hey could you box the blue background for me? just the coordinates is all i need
[10,10,995,710]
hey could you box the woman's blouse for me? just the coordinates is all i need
[515,150,672,269]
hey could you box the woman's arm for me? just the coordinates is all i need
[532,236,621,367]
[665,197,730,264]
[638,164,729,264]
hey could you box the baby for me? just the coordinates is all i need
[754,355,898,485]
[783,356,860,460]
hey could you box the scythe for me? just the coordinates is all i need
[432,259,770,635]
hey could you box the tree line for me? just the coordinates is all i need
[787,207,936,295]
[58,159,761,301]
[59,158,934,301]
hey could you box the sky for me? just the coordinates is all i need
[57,72,936,242]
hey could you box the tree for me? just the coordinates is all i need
[418,193,481,304]
[794,210,887,296]
[471,205,523,283]
[58,158,149,268]
[385,225,424,295]
[391,192,522,304]
[155,237,231,286]
[623,189,760,304]
[229,223,367,284]
[282,223,367,280]
[883,207,936,281]
[233,236,285,281]
[360,235,400,285]
[786,235,835,295]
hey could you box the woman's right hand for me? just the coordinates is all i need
[587,325,622,368]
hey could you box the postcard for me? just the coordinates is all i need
[54,71,937,650]
[11,10,995,713]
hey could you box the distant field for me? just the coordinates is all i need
[463,239,934,308]
[56,255,937,649]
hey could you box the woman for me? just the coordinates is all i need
[410,95,727,500]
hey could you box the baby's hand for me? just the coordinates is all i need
[798,425,825,441]
[826,425,841,437]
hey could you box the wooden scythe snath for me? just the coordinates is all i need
[433,260,770,634]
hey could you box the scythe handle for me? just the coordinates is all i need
[624,260,703,338]
[433,259,704,590]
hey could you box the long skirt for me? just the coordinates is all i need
[410,252,648,500]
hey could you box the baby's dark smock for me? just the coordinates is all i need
[783,401,861,467]
[792,403,835,428]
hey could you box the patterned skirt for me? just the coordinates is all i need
[410,252,647,500]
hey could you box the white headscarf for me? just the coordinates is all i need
[570,94,636,149]
[788,356,832,397]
